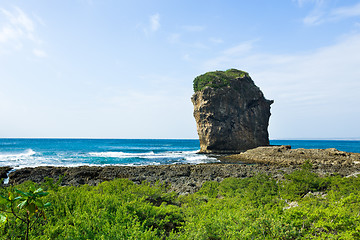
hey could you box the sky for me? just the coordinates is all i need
[0,0,360,139]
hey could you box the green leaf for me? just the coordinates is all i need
[33,188,44,194]
[18,200,28,209]
[35,192,49,197]
[15,189,31,197]
[14,196,22,201]
[0,213,7,224]
[44,202,51,208]
[29,185,36,192]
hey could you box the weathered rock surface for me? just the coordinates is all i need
[0,166,12,187]
[191,69,273,153]
[9,164,264,194]
[0,166,12,180]
[223,145,360,166]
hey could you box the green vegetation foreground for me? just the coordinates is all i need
[1,162,360,239]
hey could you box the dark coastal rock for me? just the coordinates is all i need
[7,155,360,195]
[0,166,12,187]
[8,164,278,194]
[0,166,12,179]
[191,69,273,153]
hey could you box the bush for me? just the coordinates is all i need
[0,184,51,240]
[281,161,331,200]
[193,69,249,92]
[1,163,360,239]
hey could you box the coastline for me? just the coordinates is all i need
[2,146,360,195]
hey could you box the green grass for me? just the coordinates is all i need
[1,164,360,239]
[193,69,249,92]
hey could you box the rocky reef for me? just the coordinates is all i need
[5,164,261,194]
[2,146,359,194]
[191,69,273,153]
[223,145,360,166]
[2,146,360,194]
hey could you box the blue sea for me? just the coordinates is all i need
[0,139,359,169]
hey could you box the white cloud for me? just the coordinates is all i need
[141,13,160,36]
[299,0,326,25]
[301,2,360,26]
[203,40,256,70]
[0,7,44,54]
[182,53,191,61]
[33,48,47,58]
[182,25,205,32]
[222,41,255,55]
[294,0,325,8]
[1,7,34,32]
[209,37,223,44]
[303,12,324,25]
[150,13,160,32]
[331,2,360,19]
[0,25,21,43]
[168,33,181,43]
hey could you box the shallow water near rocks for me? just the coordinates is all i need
[0,139,219,168]
[0,139,359,169]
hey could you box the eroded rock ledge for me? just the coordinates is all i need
[223,145,360,166]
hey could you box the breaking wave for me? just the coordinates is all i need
[0,149,36,160]
[88,150,219,164]
[89,151,155,158]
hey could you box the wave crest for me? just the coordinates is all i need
[0,149,36,159]
[89,151,155,158]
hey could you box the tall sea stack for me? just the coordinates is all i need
[191,69,273,153]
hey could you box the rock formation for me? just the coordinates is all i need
[191,69,273,153]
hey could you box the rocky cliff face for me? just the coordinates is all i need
[191,69,273,153]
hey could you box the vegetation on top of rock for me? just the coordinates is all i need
[193,68,249,92]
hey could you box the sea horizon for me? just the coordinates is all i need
[1,137,359,140]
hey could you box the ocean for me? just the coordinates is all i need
[0,139,359,169]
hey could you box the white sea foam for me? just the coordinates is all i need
[88,151,155,158]
[0,149,38,168]
[185,155,219,164]
[0,148,219,169]
[87,150,219,164]
[0,149,36,160]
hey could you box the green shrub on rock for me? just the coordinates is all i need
[281,161,331,200]
[193,69,249,92]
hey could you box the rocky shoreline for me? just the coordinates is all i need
[1,146,360,194]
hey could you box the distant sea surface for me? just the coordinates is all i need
[0,139,359,169]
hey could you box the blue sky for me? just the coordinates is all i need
[0,0,360,139]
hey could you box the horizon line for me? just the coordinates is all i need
[0,137,359,141]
